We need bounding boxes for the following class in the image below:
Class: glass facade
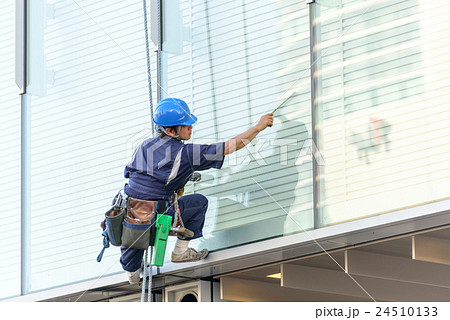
[314,0,450,226]
[26,0,157,292]
[162,0,313,253]
[0,2,21,300]
[2,0,450,298]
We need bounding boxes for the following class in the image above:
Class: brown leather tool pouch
[126,197,156,223]
[121,197,157,249]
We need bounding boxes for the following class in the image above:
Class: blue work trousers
[120,193,208,272]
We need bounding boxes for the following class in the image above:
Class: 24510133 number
[376,307,438,317]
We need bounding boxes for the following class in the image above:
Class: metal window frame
[308,1,320,229]
[16,0,31,296]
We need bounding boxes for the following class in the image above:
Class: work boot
[171,248,209,263]
[126,269,141,285]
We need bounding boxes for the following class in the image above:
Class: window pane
[315,0,450,226]
[162,0,313,252]
[28,0,156,291]
[0,2,21,299]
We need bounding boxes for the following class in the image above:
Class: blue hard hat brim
[153,113,197,126]
[182,114,197,126]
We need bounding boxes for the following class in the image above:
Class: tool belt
[107,191,156,250]
[104,191,175,250]
[97,190,195,262]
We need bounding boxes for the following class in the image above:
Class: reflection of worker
[121,98,273,284]
[273,115,310,235]
[209,113,310,238]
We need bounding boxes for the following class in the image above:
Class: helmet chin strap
[157,125,182,140]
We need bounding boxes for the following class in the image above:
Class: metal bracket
[15,0,26,94]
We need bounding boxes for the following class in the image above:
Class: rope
[172,193,184,228]
[141,249,148,302]
[138,195,184,302]
[141,0,155,302]
[148,246,153,302]
[143,0,155,135]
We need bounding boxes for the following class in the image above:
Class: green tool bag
[105,206,125,246]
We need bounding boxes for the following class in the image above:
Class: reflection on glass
[315,0,450,226]
[162,1,313,252]
[190,112,313,251]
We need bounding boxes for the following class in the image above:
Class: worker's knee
[181,193,208,209]
[177,194,208,218]
[194,193,208,208]
[194,194,208,216]
[120,247,144,272]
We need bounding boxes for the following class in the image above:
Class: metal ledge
[5,199,450,301]
[154,199,450,285]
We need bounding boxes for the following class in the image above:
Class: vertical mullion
[16,0,30,296]
[308,0,320,229]
[21,93,31,295]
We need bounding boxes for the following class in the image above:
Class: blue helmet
[153,98,197,127]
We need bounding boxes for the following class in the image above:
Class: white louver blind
[164,0,313,251]
[29,0,157,291]
[316,0,450,225]
[0,2,21,299]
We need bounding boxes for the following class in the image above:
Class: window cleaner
[97,98,274,302]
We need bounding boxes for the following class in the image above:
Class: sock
[173,239,190,255]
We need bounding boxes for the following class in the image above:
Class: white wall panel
[28,0,157,291]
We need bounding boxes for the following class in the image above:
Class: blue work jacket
[124,135,225,200]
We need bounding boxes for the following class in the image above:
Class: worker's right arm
[224,113,273,155]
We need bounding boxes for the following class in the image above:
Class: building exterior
[1,0,450,302]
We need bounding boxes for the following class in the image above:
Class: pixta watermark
[125,128,325,174]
